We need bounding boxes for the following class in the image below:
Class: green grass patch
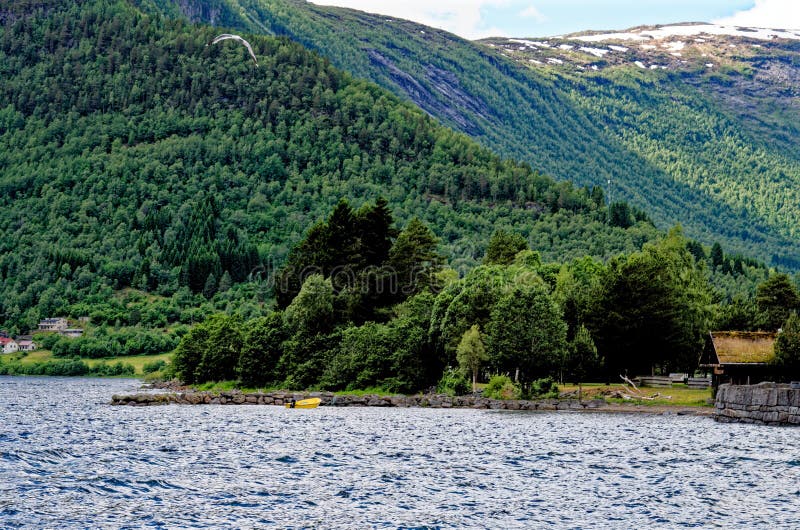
[4,350,173,377]
[191,381,269,393]
[83,353,172,375]
[560,383,713,407]
[13,350,54,365]
[332,387,396,396]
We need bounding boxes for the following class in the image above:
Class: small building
[700,331,776,387]
[38,318,68,332]
[0,337,19,354]
[16,340,37,352]
[61,329,84,338]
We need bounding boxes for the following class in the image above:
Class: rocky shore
[110,387,711,415]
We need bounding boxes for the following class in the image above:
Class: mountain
[140,0,800,268]
[483,23,800,267]
[0,0,662,330]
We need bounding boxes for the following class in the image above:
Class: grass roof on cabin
[710,331,776,364]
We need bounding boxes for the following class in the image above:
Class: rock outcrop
[714,382,800,425]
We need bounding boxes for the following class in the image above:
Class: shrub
[436,367,470,396]
[92,362,135,376]
[483,375,520,400]
[142,360,168,374]
[530,376,560,399]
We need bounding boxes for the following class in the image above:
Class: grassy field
[3,350,172,377]
[12,350,54,365]
[559,383,713,407]
[83,353,172,374]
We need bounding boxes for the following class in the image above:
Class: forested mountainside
[140,0,800,269]
[0,0,661,330]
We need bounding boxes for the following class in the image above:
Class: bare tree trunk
[472,369,477,393]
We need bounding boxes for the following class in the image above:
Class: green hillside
[141,0,800,268]
[0,0,661,330]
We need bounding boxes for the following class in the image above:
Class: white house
[38,318,68,331]
[0,338,19,354]
[16,340,36,352]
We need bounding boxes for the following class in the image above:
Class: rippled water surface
[1,377,800,528]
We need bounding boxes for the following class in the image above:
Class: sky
[307,0,800,40]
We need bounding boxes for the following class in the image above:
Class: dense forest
[140,0,800,268]
[0,0,668,332]
[174,201,800,393]
[0,0,796,390]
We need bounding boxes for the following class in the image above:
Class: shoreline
[111,386,713,416]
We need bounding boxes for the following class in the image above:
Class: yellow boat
[285,397,322,409]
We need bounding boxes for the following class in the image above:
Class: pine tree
[484,229,528,265]
[356,197,396,267]
[774,313,800,379]
[388,218,443,301]
[218,270,232,293]
[710,242,724,270]
[202,273,217,299]
[756,273,800,330]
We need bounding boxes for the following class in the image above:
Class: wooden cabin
[700,331,776,387]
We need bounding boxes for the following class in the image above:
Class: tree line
[174,201,800,393]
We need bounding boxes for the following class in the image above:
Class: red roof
[0,338,12,344]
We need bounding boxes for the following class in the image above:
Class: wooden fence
[637,376,673,388]
[687,377,712,389]
[636,376,711,389]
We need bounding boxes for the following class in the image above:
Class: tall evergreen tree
[774,313,800,379]
[710,242,725,270]
[756,273,800,331]
[355,197,396,268]
[388,217,443,301]
[484,229,528,265]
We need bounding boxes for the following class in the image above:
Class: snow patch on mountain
[580,47,609,57]
[576,24,800,43]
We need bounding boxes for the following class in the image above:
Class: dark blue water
[1,377,799,528]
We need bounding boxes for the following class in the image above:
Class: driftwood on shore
[618,374,672,401]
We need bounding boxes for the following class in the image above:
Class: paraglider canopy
[206,33,259,67]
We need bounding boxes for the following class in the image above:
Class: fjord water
[1,377,798,528]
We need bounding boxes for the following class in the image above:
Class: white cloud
[519,5,547,23]
[714,0,800,30]
[308,0,515,39]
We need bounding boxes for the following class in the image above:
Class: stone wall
[111,389,608,411]
[714,382,800,425]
